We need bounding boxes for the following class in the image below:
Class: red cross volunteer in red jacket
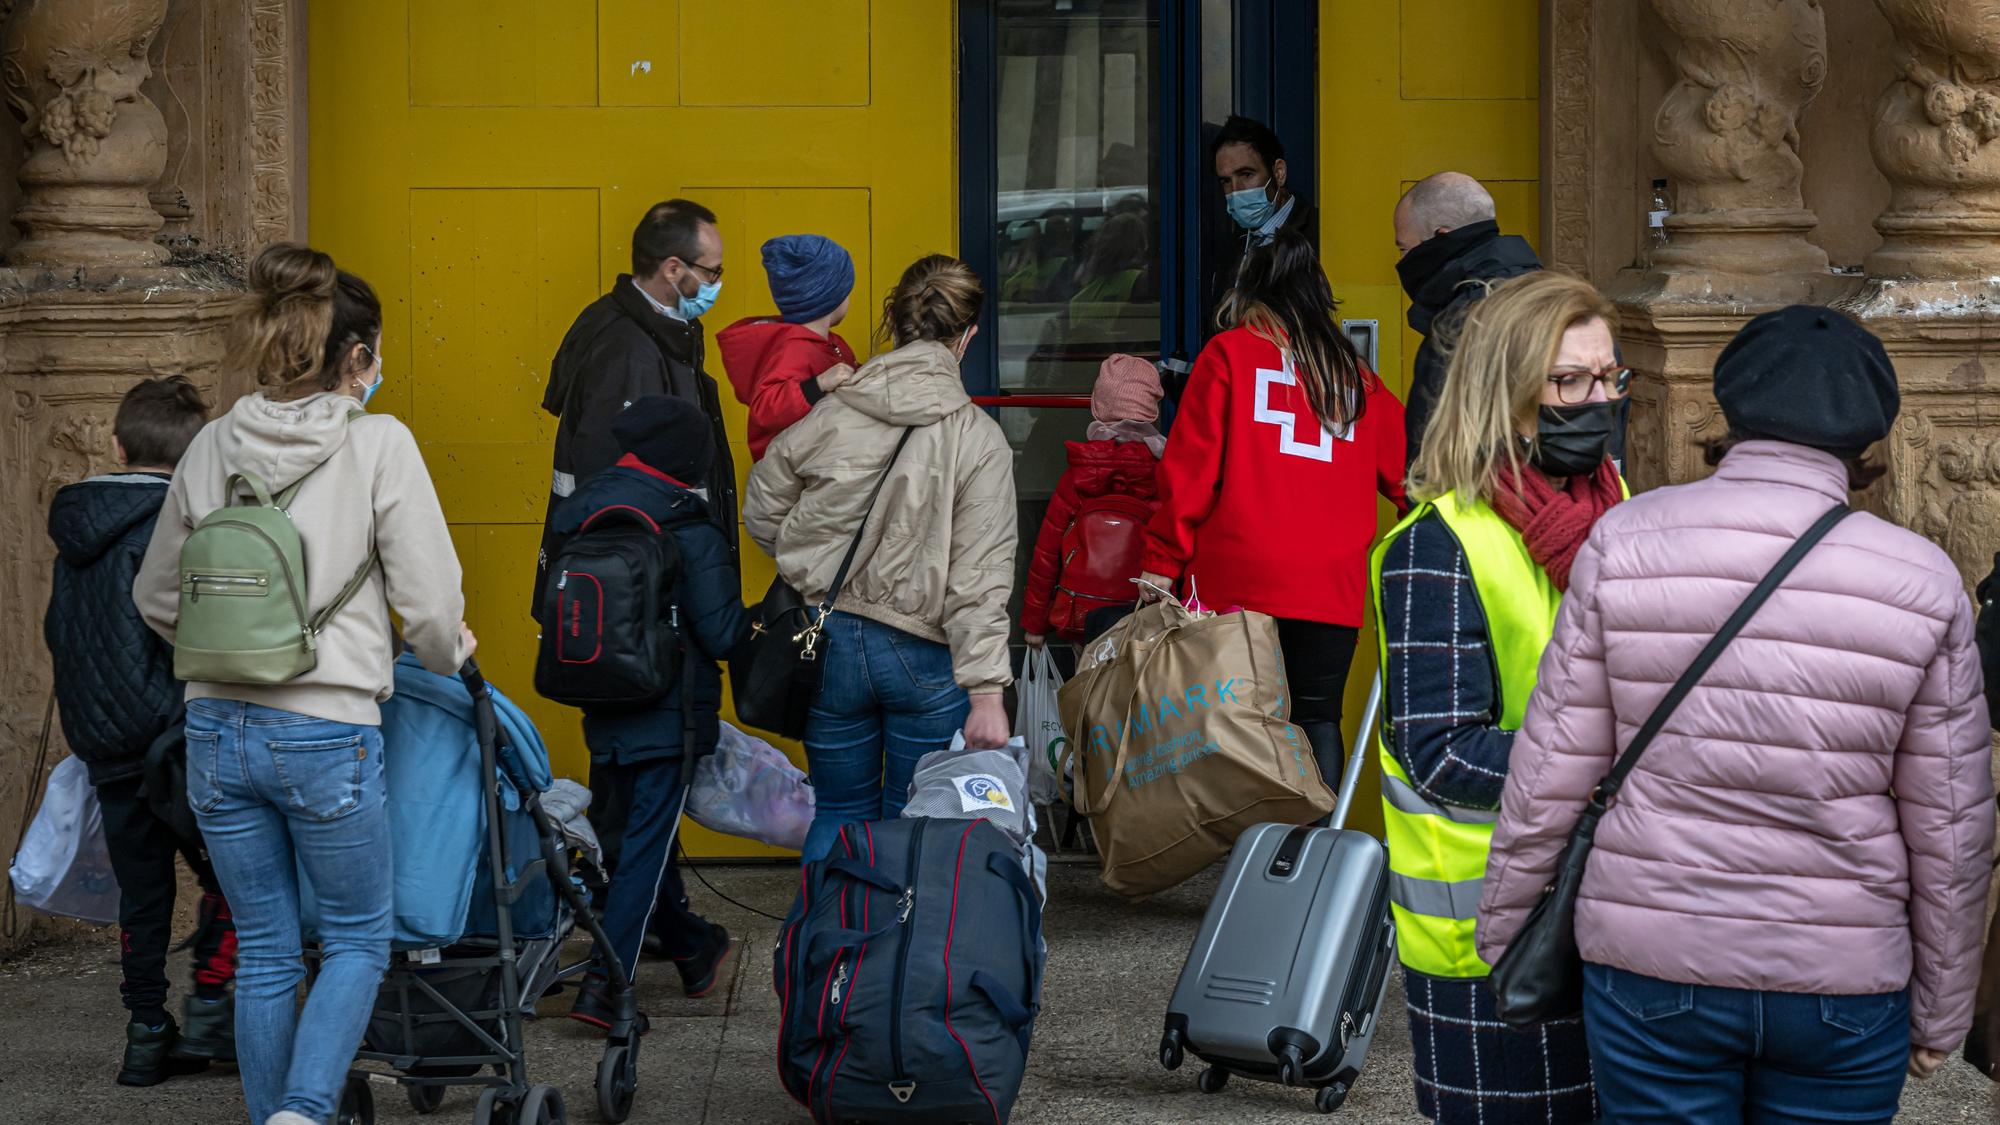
[1140,229,1408,789]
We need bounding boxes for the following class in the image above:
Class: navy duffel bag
[775,817,1044,1124]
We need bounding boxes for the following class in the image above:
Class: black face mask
[1528,400,1622,478]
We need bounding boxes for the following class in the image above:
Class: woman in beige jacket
[745,255,1018,862]
[134,244,472,1125]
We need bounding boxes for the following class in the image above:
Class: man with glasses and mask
[1207,115,1318,328]
[534,199,740,1010]
[538,198,739,603]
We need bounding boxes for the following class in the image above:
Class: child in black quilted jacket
[43,375,237,1086]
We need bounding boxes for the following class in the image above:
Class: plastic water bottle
[1645,179,1671,266]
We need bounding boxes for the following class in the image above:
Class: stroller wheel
[520,1083,567,1124]
[336,1077,376,1125]
[596,1042,639,1122]
[472,1088,513,1125]
[407,1080,446,1114]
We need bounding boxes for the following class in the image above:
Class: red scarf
[1487,459,1624,591]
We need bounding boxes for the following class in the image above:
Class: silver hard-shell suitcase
[1159,677,1394,1115]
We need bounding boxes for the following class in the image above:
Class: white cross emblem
[1254,354,1351,461]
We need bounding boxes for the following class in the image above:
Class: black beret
[1713,305,1898,460]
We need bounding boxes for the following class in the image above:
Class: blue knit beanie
[762,235,855,324]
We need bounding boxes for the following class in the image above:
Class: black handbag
[1488,503,1852,1026]
[731,427,916,739]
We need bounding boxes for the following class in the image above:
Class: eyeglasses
[677,257,724,283]
[1547,365,1633,404]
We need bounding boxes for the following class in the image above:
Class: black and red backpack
[534,504,686,710]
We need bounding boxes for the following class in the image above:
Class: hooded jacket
[1020,439,1160,637]
[45,473,179,783]
[538,278,739,612]
[744,340,1018,694]
[134,391,471,726]
[1397,219,1540,465]
[715,317,857,461]
[1476,442,1995,1051]
[548,459,750,764]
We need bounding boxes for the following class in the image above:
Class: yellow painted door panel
[1319,0,1541,837]
[310,0,956,857]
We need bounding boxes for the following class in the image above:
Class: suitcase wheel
[1159,1029,1184,1071]
[1315,1082,1349,1114]
[1197,1066,1230,1095]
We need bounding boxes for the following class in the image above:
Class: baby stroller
[306,655,641,1124]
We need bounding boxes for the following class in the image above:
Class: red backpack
[1048,492,1157,638]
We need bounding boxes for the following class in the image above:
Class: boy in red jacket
[1021,354,1166,645]
[717,234,859,460]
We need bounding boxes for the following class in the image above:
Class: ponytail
[227,243,383,394]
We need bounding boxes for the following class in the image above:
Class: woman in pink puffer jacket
[1477,306,1994,1124]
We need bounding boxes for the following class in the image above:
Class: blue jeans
[187,700,392,1125]
[1582,962,1909,1125]
[801,613,969,862]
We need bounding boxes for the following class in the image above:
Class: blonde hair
[1406,271,1618,504]
[225,243,382,395]
[877,254,984,350]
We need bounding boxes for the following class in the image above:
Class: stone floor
[1,863,1993,1123]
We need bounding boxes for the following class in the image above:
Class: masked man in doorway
[1394,172,1541,467]
[1207,114,1318,328]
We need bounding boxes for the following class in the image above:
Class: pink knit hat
[1091,354,1163,424]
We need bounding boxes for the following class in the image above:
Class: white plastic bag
[8,756,119,924]
[686,722,816,851]
[1015,647,1067,805]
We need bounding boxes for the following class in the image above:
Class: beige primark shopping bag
[1057,599,1334,897]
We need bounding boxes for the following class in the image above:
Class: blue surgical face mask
[361,369,385,406]
[1225,181,1276,231]
[679,277,722,320]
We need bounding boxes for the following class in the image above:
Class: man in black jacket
[1394,172,1542,466]
[537,199,740,613]
[1207,115,1318,328]
[44,376,236,1086]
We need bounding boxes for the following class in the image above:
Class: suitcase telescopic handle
[1329,674,1382,833]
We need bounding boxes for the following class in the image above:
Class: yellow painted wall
[1319,0,1542,835]
[308,1,957,856]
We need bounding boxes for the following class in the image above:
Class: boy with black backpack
[43,376,238,1085]
[537,394,750,1027]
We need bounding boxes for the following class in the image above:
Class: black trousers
[95,776,236,1014]
[587,759,713,960]
[1274,619,1360,792]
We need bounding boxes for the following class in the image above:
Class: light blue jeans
[801,612,969,862]
[187,700,391,1125]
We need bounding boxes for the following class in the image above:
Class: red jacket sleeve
[1141,343,1231,582]
[746,339,832,459]
[1020,468,1084,635]
[1367,373,1410,513]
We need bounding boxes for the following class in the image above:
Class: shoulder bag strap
[1594,503,1852,805]
[818,426,919,615]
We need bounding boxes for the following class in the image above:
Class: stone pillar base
[0,272,239,951]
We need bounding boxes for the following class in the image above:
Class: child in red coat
[717,234,859,461]
[1021,354,1166,645]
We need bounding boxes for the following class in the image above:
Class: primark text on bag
[1058,599,1333,897]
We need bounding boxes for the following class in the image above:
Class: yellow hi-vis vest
[1368,491,1563,978]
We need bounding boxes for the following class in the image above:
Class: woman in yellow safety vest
[1369,271,1628,1124]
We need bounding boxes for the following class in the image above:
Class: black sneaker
[171,994,235,1063]
[568,977,649,1036]
[674,925,734,999]
[118,1016,183,1086]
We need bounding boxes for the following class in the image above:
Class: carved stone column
[1864,0,2000,286]
[0,0,171,268]
[1644,0,1831,288]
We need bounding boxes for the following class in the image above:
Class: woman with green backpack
[134,243,474,1125]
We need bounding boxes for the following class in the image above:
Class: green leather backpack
[174,463,378,685]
